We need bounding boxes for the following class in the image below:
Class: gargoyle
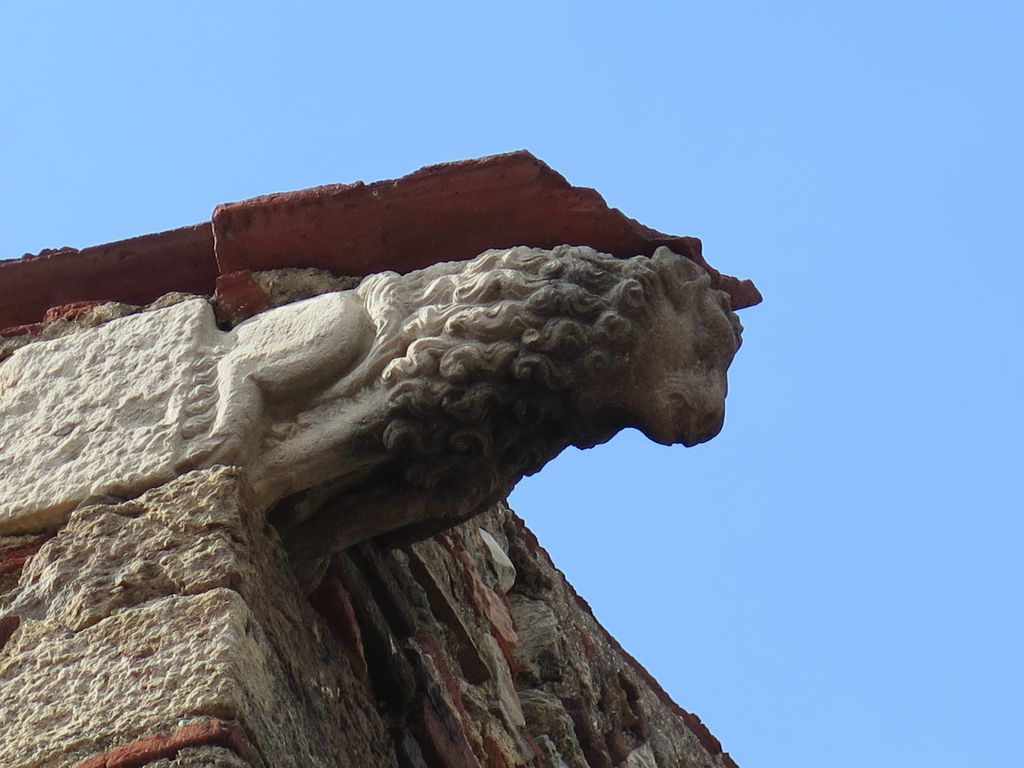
[0,245,743,576]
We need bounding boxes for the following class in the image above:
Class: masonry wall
[0,468,736,768]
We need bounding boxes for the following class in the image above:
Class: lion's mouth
[637,382,726,448]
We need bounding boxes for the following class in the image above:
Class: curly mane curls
[354,245,705,492]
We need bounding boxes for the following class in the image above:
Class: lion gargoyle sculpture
[0,245,743,572]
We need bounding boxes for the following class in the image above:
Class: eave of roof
[0,151,761,332]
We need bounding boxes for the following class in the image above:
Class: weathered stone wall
[0,467,736,767]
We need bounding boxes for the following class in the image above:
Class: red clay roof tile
[1,152,760,332]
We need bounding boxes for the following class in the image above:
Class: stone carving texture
[0,301,224,531]
[0,246,742,553]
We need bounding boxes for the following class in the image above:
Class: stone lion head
[352,244,742,497]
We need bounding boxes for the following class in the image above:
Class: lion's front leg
[246,389,390,511]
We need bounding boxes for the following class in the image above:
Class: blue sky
[2,3,1021,766]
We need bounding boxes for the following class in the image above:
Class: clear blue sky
[2,4,1021,766]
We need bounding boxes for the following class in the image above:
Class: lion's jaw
[621,367,722,447]
[621,284,741,448]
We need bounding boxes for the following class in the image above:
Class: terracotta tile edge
[75,718,262,768]
[2,151,759,332]
[0,533,55,575]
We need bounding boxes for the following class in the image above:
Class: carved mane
[350,245,714,497]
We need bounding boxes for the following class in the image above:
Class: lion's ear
[651,246,706,282]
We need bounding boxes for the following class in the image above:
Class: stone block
[0,468,398,768]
